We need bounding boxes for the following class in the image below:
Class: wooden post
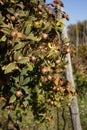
[76,24,79,60]
[61,27,82,130]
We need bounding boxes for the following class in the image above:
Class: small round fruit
[38,5,42,10]
[38,11,42,15]
[11,31,17,37]
[14,12,19,18]
[62,13,67,18]
[55,59,60,65]
[66,48,70,53]
[42,33,48,39]
[57,88,59,91]
[53,86,57,91]
[18,55,23,60]
[31,56,36,62]
[67,102,71,107]
[48,10,53,14]
[60,97,64,101]
[16,91,22,98]
[11,16,16,21]
[50,101,54,105]
[41,66,47,74]
[64,65,67,69]
[6,105,14,109]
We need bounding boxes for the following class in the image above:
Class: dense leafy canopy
[0,0,75,124]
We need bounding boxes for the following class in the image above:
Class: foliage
[70,44,87,97]
[0,0,75,126]
[78,95,87,130]
[68,20,87,44]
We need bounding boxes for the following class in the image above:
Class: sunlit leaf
[20,68,28,76]
[23,101,29,107]
[0,35,6,42]
[24,24,32,35]
[7,8,15,14]
[17,57,29,64]
[26,33,39,41]
[13,42,24,51]
[9,95,16,103]
[20,77,30,86]
[28,62,34,71]
[4,62,16,74]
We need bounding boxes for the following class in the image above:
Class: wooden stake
[61,27,82,130]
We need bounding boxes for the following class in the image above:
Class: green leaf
[4,62,16,74]
[14,51,21,61]
[62,38,70,44]
[28,62,34,71]
[16,3,24,9]
[6,14,11,19]
[30,0,38,5]
[21,86,29,94]
[17,57,29,64]
[29,16,37,21]
[7,8,15,14]
[1,28,10,35]
[13,42,24,51]
[39,54,44,60]
[20,77,30,86]
[38,81,42,87]
[26,33,39,41]
[23,101,29,107]
[10,0,19,3]
[19,75,24,83]
[9,95,16,103]
[0,35,7,42]
[18,10,29,17]
[55,20,64,31]
[21,68,28,76]
[24,24,32,35]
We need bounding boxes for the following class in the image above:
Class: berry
[16,91,22,98]
[11,31,17,37]
[11,16,16,21]
[41,66,47,74]
[14,13,19,18]
[42,33,48,39]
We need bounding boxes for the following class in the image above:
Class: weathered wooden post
[59,5,82,130]
[61,26,82,130]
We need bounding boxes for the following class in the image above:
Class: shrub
[0,0,75,125]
